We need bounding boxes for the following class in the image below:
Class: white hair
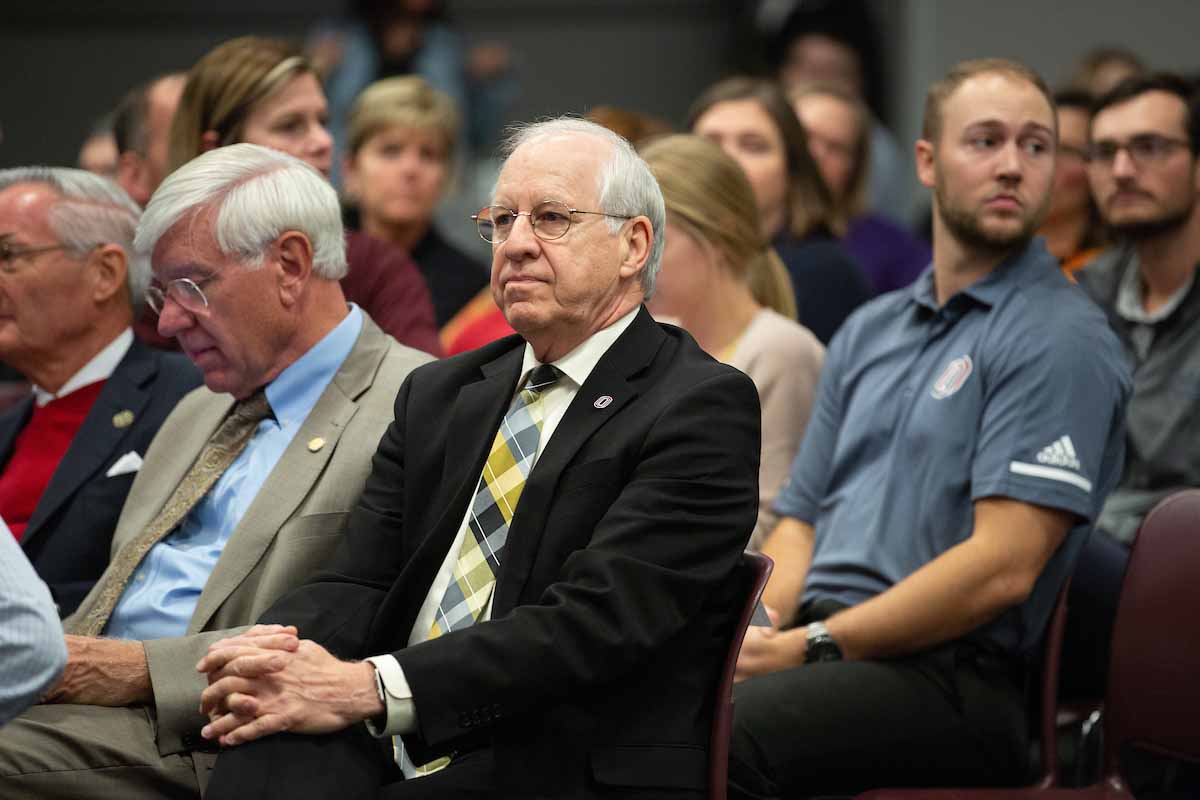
[499,117,666,298]
[134,143,347,280]
[0,167,148,312]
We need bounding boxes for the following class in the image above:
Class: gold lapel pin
[308,437,325,452]
[112,410,135,429]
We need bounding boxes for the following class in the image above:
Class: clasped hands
[732,604,809,682]
[195,624,381,747]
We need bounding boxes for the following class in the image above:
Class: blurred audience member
[312,0,516,186]
[113,73,189,350]
[344,76,487,332]
[767,0,911,224]
[1064,74,1200,701]
[113,73,186,208]
[1070,47,1146,99]
[76,117,118,180]
[0,168,200,616]
[586,105,673,147]
[790,82,931,293]
[1038,89,1109,275]
[728,58,1129,798]
[644,134,822,549]
[169,36,442,356]
[690,77,871,344]
[0,518,66,727]
[0,144,431,799]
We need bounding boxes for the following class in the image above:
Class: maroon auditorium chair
[857,489,1200,799]
[711,551,773,800]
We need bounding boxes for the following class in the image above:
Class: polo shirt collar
[907,238,1054,313]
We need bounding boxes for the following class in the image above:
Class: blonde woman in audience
[343,76,489,336]
[167,36,442,355]
[642,134,824,549]
[689,77,871,344]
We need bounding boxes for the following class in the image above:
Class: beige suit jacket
[65,316,431,758]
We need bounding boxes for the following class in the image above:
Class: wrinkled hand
[197,630,379,748]
[734,605,806,682]
[42,636,152,706]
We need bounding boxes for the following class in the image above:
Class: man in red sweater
[0,167,199,615]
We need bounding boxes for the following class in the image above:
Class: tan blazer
[65,316,431,760]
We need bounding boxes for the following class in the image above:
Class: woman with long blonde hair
[642,134,824,548]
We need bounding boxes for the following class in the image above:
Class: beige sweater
[725,309,825,550]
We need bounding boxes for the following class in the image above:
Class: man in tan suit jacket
[0,144,432,799]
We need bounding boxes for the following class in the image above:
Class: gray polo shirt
[775,239,1131,653]
[1078,247,1200,543]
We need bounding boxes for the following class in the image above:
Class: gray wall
[4,0,1200,211]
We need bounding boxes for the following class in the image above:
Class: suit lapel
[494,308,665,613]
[22,343,155,550]
[0,397,33,467]
[187,319,389,633]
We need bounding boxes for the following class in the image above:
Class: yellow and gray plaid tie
[404,364,561,774]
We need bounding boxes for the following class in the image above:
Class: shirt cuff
[363,655,418,737]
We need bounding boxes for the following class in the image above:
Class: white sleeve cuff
[363,655,418,737]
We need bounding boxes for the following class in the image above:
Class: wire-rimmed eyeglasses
[471,200,632,244]
[145,275,217,315]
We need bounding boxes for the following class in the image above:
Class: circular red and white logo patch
[930,355,973,399]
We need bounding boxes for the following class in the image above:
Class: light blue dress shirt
[104,306,364,641]
[0,516,67,725]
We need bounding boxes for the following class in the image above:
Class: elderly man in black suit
[197,117,762,800]
[0,167,199,615]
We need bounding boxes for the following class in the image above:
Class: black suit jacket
[225,307,761,799]
[0,338,200,615]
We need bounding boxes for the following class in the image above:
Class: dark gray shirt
[1078,246,1200,542]
[776,239,1131,653]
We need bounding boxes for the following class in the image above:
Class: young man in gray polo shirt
[1058,73,1200,702]
[727,59,1131,799]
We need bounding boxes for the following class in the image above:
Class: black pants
[727,605,1027,800]
[1061,529,1129,702]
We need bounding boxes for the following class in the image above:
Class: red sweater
[0,381,106,541]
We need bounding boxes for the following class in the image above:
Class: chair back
[1102,489,1200,785]
[709,551,773,800]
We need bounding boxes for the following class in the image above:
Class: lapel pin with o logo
[307,437,325,452]
[112,410,135,429]
[594,395,613,409]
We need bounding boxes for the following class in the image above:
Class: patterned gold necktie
[70,390,272,637]
[404,364,561,775]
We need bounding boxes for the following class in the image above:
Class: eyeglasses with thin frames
[0,240,72,274]
[145,275,218,315]
[1087,134,1192,168]
[471,200,632,244]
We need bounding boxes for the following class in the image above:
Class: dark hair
[687,76,835,240]
[1053,88,1094,114]
[112,83,150,155]
[1091,72,1200,154]
[922,58,1055,144]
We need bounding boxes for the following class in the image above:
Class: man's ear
[89,244,129,307]
[200,130,220,154]
[915,139,936,189]
[116,152,145,202]
[617,216,653,282]
[274,231,315,307]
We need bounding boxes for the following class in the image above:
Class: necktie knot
[524,364,562,396]
[233,389,272,424]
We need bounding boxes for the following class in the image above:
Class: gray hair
[499,117,666,298]
[0,167,148,312]
[134,143,347,280]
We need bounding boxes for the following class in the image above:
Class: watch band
[804,620,843,663]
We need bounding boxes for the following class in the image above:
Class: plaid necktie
[69,390,272,637]
[402,364,561,775]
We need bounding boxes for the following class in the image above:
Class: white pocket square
[105,451,143,478]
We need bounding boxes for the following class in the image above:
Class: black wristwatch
[804,621,843,663]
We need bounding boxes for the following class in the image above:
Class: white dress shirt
[365,309,638,768]
[32,328,133,407]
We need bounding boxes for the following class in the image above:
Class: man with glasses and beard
[727,59,1131,798]
[1059,74,1200,703]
